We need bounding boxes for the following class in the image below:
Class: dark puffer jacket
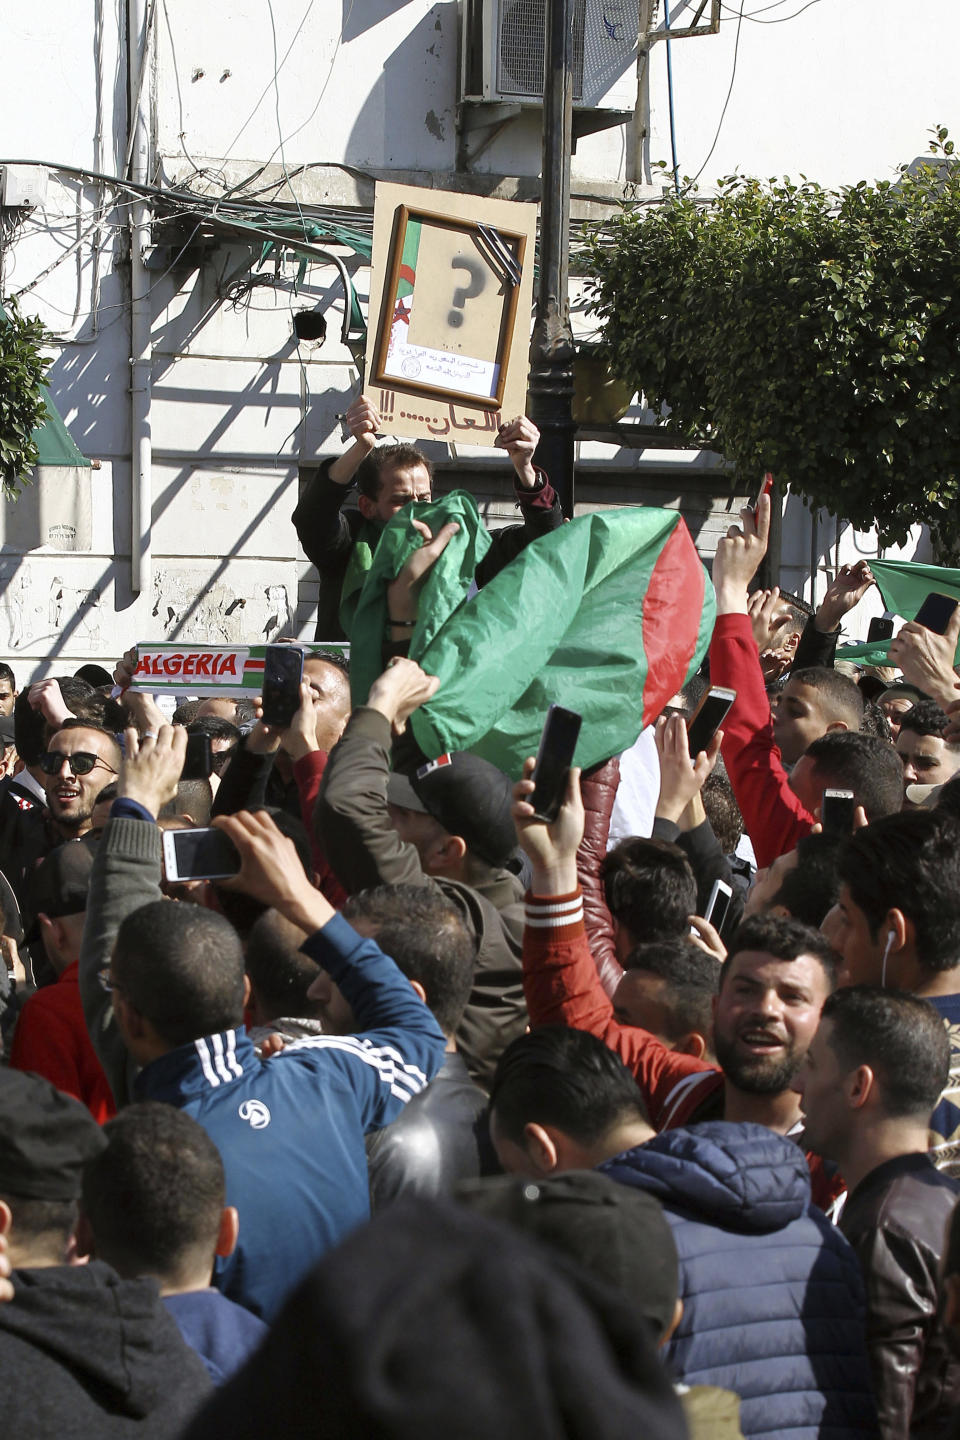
[601,1121,878,1440]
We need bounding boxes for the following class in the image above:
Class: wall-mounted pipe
[127,0,154,595]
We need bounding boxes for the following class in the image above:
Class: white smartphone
[162,827,241,883]
[704,878,734,935]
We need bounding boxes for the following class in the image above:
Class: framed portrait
[370,206,528,411]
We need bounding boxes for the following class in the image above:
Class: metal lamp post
[528,0,577,518]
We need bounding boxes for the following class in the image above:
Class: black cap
[455,1171,680,1340]
[0,1069,106,1200]
[387,752,516,868]
[24,840,94,923]
[0,715,15,748]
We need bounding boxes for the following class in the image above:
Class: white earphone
[881,930,895,988]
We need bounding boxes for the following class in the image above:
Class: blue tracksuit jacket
[135,912,446,1322]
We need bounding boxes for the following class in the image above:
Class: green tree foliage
[583,131,960,549]
[0,296,52,498]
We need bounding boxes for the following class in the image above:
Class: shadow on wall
[347,3,457,169]
[343,0,422,42]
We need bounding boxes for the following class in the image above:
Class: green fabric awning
[32,385,90,468]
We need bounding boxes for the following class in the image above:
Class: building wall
[0,1,956,678]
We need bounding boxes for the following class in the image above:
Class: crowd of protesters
[3,393,960,1438]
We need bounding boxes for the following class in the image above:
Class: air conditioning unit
[460,0,640,111]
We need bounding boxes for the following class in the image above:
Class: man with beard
[514,764,837,1145]
[40,720,121,841]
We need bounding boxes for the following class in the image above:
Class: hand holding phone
[686,688,736,757]
[867,616,894,644]
[529,705,582,823]
[913,592,959,636]
[181,733,213,782]
[821,788,855,836]
[162,827,241,882]
[260,645,304,728]
[703,878,734,937]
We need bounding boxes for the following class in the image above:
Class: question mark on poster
[448,256,485,327]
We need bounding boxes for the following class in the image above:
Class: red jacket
[292,750,348,911]
[9,960,115,1123]
[522,887,723,1129]
[522,887,843,1209]
[709,612,815,868]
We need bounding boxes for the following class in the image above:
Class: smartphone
[752,472,774,511]
[260,644,304,728]
[162,827,241,882]
[913,592,959,635]
[704,878,734,936]
[181,733,212,782]
[867,616,894,644]
[529,704,582,823]
[821,788,855,836]
[686,687,736,757]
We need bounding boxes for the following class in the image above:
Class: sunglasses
[40,751,118,778]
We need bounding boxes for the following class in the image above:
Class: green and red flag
[838,557,960,665]
[349,492,714,777]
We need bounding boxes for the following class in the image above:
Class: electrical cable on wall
[721,0,825,20]
[683,0,746,191]
[662,0,682,192]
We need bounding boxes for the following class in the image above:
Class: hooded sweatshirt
[0,1261,211,1439]
[601,1121,878,1440]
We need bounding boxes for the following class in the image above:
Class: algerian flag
[349,491,714,776]
[837,558,960,665]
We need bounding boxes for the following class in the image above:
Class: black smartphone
[686,687,736,757]
[162,827,241,882]
[867,616,894,644]
[260,644,304,728]
[821,788,855,836]
[704,878,734,937]
[529,704,582,823]
[181,733,212,782]
[913,592,959,636]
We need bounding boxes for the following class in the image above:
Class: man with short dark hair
[878,683,925,742]
[515,763,837,1145]
[601,836,698,960]
[487,1026,655,1177]
[0,1068,211,1434]
[774,665,865,764]
[81,1103,267,1384]
[40,719,121,840]
[78,729,446,1320]
[293,393,562,639]
[787,730,904,824]
[0,677,105,913]
[823,810,960,1173]
[0,662,17,717]
[794,987,960,1438]
[339,884,489,1206]
[612,939,718,1062]
[9,842,115,1122]
[897,698,960,802]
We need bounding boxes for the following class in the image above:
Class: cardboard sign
[126,643,350,698]
[365,183,537,446]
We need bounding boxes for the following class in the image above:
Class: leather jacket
[839,1152,960,1440]
[366,1052,492,1209]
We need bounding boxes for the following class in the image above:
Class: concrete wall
[0,1,956,678]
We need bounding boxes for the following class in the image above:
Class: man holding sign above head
[292,393,562,640]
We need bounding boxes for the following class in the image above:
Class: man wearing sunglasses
[40,719,121,841]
